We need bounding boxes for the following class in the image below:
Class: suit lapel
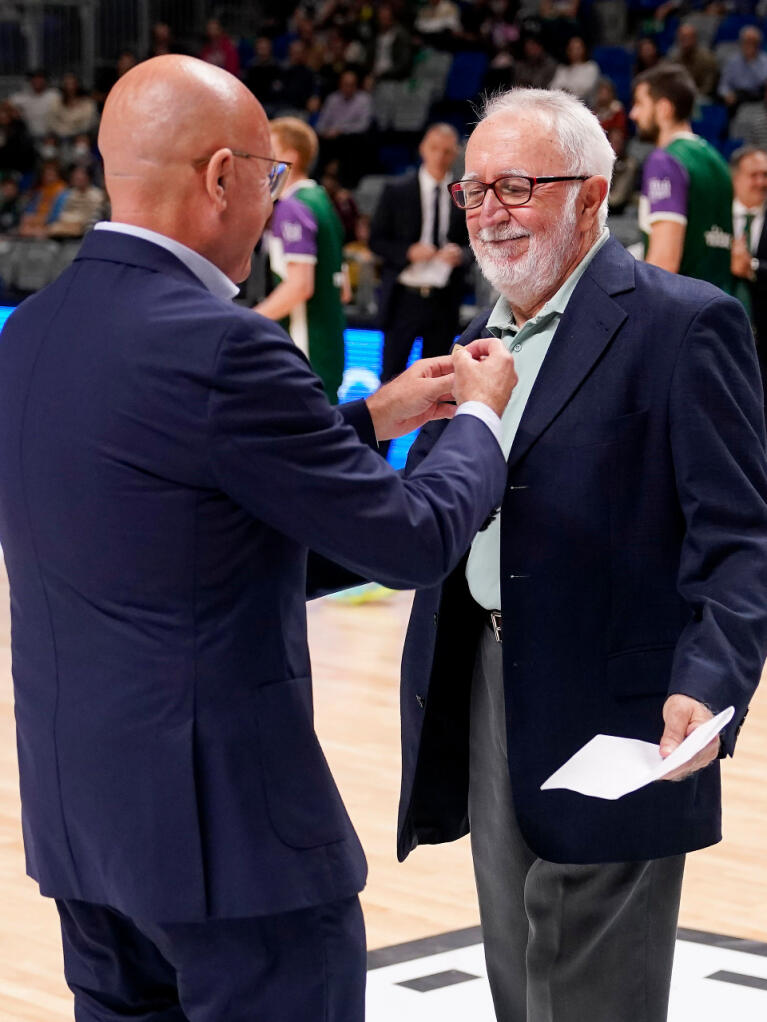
[508,239,633,469]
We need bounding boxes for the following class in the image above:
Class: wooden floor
[1,563,766,1019]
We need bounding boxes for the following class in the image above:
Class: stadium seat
[713,14,761,46]
[444,51,489,102]
[692,102,728,143]
[412,48,453,102]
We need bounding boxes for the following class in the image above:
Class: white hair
[479,88,616,229]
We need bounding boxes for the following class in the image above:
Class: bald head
[99,56,273,281]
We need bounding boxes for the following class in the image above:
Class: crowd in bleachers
[2,0,767,309]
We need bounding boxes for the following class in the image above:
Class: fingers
[462,336,501,359]
[659,702,690,758]
[660,736,720,782]
[418,373,456,402]
[415,354,456,378]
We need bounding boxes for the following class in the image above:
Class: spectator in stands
[0,101,36,176]
[293,9,327,72]
[147,22,185,59]
[414,0,463,50]
[631,64,733,292]
[729,145,767,403]
[370,4,413,83]
[60,132,97,175]
[731,83,767,150]
[50,73,98,140]
[321,165,359,242]
[718,26,767,111]
[199,18,240,77]
[316,69,373,186]
[634,37,661,77]
[245,36,280,111]
[594,77,627,134]
[539,0,582,59]
[515,30,559,89]
[478,0,520,54]
[370,123,469,388]
[116,51,138,78]
[17,160,68,238]
[344,213,378,312]
[550,35,600,105]
[0,174,23,234]
[667,22,718,99]
[46,165,106,238]
[92,51,138,111]
[271,40,320,117]
[10,70,60,141]
[607,127,639,213]
[254,117,348,403]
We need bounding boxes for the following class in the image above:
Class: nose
[476,185,510,228]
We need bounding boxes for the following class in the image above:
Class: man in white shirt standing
[370,123,469,388]
[731,144,767,405]
[9,68,61,140]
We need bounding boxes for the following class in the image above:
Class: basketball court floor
[1,571,766,1020]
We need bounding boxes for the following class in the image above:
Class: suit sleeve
[668,294,767,754]
[208,314,507,590]
[369,183,412,270]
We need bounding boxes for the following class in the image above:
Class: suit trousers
[56,894,366,1022]
[468,622,686,1022]
[380,284,459,383]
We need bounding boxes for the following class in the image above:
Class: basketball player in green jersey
[254,117,347,403]
[630,64,733,293]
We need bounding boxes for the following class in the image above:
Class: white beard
[470,190,581,311]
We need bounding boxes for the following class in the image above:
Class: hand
[659,694,719,782]
[452,337,518,417]
[407,242,437,263]
[435,243,463,268]
[366,355,456,441]
[731,237,753,279]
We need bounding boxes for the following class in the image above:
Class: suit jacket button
[416,694,426,709]
[433,612,439,626]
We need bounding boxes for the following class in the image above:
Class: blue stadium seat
[719,137,745,160]
[592,46,633,78]
[377,144,417,175]
[713,14,761,46]
[444,51,489,102]
[692,103,728,143]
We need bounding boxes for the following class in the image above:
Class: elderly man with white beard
[394,88,767,1022]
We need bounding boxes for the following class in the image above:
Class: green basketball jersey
[291,181,346,403]
[639,134,733,293]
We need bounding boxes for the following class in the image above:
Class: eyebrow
[462,168,530,180]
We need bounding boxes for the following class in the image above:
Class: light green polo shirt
[466,228,610,611]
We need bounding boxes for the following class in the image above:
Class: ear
[578,176,608,228]
[204,147,233,211]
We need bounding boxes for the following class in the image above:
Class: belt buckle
[490,610,502,643]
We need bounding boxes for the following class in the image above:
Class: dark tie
[431,183,441,248]
[734,212,755,318]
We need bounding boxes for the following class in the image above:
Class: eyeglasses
[193,150,292,200]
[449,174,591,210]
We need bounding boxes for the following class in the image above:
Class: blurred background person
[46,164,106,239]
[719,25,767,113]
[316,69,373,186]
[199,17,240,77]
[632,64,733,292]
[667,22,718,100]
[9,70,60,141]
[370,123,468,389]
[17,160,67,238]
[49,72,98,141]
[550,35,600,105]
[255,117,347,404]
[730,145,767,405]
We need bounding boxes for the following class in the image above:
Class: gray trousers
[468,623,686,1022]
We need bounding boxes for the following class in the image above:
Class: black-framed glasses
[449,174,591,210]
[193,150,292,200]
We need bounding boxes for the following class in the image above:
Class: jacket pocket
[607,645,675,699]
[256,676,348,849]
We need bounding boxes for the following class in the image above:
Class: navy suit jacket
[0,230,506,922]
[397,238,767,865]
[369,171,470,328]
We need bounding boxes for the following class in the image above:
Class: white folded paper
[540,706,734,800]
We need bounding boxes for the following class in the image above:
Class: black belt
[400,283,444,298]
[488,610,502,643]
